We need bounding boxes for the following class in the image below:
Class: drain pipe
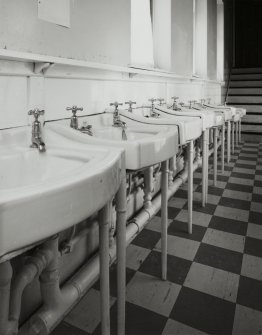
[19,156,202,335]
[0,261,14,335]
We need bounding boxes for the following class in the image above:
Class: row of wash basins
[0,97,245,335]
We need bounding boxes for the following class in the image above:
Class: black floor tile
[168,220,207,242]
[249,211,262,225]
[219,197,251,211]
[195,185,224,196]
[174,189,188,199]
[252,193,262,203]
[170,287,236,335]
[156,207,181,220]
[235,163,257,170]
[93,302,167,335]
[244,236,262,258]
[139,250,191,285]
[93,263,136,297]
[231,172,255,180]
[254,180,262,187]
[226,182,253,193]
[184,202,217,215]
[131,229,161,250]
[255,169,262,175]
[194,243,243,274]
[218,164,233,171]
[209,215,248,236]
[237,276,262,312]
[51,322,89,335]
[238,156,257,161]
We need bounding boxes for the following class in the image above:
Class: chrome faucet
[148,98,159,117]
[66,105,83,129]
[171,96,181,110]
[110,102,127,140]
[125,100,136,113]
[157,98,165,106]
[28,109,46,152]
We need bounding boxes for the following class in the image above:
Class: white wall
[0,0,131,67]
[207,0,217,80]
[217,0,224,81]
[171,0,194,76]
[195,0,208,78]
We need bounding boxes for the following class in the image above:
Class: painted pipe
[232,121,235,155]
[239,120,241,143]
[161,160,169,281]
[213,128,218,187]
[227,121,231,163]
[20,156,202,335]
[187,141,193,234]
[143,167,154,209]
[202,130,207,207]
[0,261,14,335]
[115,169,127,335]
[221,124,225,174]
[99,203,111,335]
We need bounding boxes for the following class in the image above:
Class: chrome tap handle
[157,98,165,106]
[171,96,179,102]
[67,106,83,129]
[188,100,194,108]
[200,99,206,105]
[28,108,45,120]
[179,102,185,107]
[110,102,123,110]
[66,105,83,116]
[148,98,157,104]
[125,101,136,112]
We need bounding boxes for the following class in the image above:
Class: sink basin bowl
[0,126,123,259]
[154,105,216,130]
[118,108,202,145]
[204,103,238,119]
[53,113,178,170]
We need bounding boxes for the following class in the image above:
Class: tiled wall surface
[0,60,222,129]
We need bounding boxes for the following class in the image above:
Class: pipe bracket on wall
[34,62,54,75]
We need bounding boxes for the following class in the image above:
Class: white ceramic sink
[119,108,202,145]
[0,126,123,259]
[155,105,216,130]
[202,103,234,120]
[53,113,178,170]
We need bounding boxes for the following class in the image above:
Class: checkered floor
[52,142,262,335]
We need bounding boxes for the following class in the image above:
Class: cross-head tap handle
[125,101,136,112]
[171,96,179,102]
[179,102,185,107]
[157,98,165,105]
[110,102,123,110]
[66,105,83,115]
[200,98,206,104]
[28,108,45,120]
[148,98,157,103]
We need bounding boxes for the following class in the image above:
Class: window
[131,0,154,68]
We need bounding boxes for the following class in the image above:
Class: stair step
[232,67,262,74]
[242,132,262,143]
[227,96,262,104]
[231,73,262,80]
[228,104,262,113]
[229,81,262,87]
[228,88,262,95]
[242,115,262,123]
[241,124,262,132]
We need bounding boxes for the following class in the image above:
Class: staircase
[227,67,262,142]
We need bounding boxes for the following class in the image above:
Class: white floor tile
[169,197,187,209]
[241,254,262,281]
[251,202,262,213]
[65,289,116,333]
[203,228,245,253]
[155,235,200,261]
[253,187,262,195]
[162,319,208,335]
[247,223,262,240]
[214,205,249,222]
[228,177,254,186]
[146,216,172,233]
[176,209,212,227]
[232,305,262,335]
[126,272,181,317]
[222,189,252,201]
[255,174,262,181]
[126,244,151,271]
[184,263,239,302]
